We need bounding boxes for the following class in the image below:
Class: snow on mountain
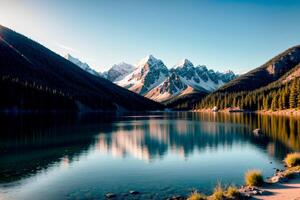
[145,72,188,102]
[65,54,100,76]
[175,58,194,68]
[116,55,169,95]
[107,56,237,102]
[104,62,135,82]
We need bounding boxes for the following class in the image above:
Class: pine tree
[271,95,278,111]
[289,80,297,109]
[297,93,300,109]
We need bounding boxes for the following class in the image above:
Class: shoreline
[240,166,300,200]
[251,176,300,200]
[194,108,300,117]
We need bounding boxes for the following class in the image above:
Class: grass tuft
[284,153,300,167]
[244,170,264,186]
[225,185,240,199]
[210,183,225,200]
[187,191,207,200]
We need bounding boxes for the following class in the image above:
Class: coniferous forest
[192,45,300,111]
[194,77,300,111]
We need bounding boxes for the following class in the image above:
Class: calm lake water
[0,112,299,200]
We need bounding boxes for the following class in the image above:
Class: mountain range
[0,25,163,112]
[67,55,237,103]
[2,23,299,112]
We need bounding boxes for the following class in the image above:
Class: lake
[0,112,299,200]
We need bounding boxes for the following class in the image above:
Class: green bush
[284,153,300,167]
[244,170,264,186]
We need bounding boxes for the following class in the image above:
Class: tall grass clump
[210,183,225,200]
[187,191,207,200]
[225,185,240,199]
[244,170,264,186]
[284,153,300,167]
[210,184,241,200]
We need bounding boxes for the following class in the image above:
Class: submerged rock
[166,195,185,200]
[253,128,262,135]
[105,193,116,198]
[129,190,140,195]
[269,174,288,183]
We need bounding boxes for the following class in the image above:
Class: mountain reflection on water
[0,112,299,199]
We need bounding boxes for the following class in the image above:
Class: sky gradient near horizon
[1,0,300,74]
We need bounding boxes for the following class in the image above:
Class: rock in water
[105,193,116,198]
[253,128,262,135]
[129,190,140,195]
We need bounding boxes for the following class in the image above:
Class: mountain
[102,62,134,82]
[196,45,300,111]
[116,55,169,95]
[217,45,300,93]
[65,54,100,77]
[0,25,164,112]
[172,59,234,92]
[112,57,236,103]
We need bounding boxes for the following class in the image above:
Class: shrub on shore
[244,170,264,186]
[187,191,207,200]
[284,153,300,167]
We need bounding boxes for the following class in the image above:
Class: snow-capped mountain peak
[175,59,194,68]
[104,62,135,82]
[116,55,169,95]
[65,54,99,77]
[104,55,237,102]
[136,54,161,68]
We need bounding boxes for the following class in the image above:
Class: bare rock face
[159,73,187,95]
[266,47,300,77]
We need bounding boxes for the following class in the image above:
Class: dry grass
[245,170,264,186]
[210,183,225,200]
[284,153,300,167]
[187,191,207,200]
[225,185,240,199]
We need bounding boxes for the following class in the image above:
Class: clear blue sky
[1,0,300,73]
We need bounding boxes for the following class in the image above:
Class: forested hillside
[0,25,163,112]
[194,45,300,111]
[194,77,300,111]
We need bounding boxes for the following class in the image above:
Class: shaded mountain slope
[218,45,300,93]
[195,45,300,110]
[0,25,163,112]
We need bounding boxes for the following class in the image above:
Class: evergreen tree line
[194,78,300,111]
[0,75,116,111]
